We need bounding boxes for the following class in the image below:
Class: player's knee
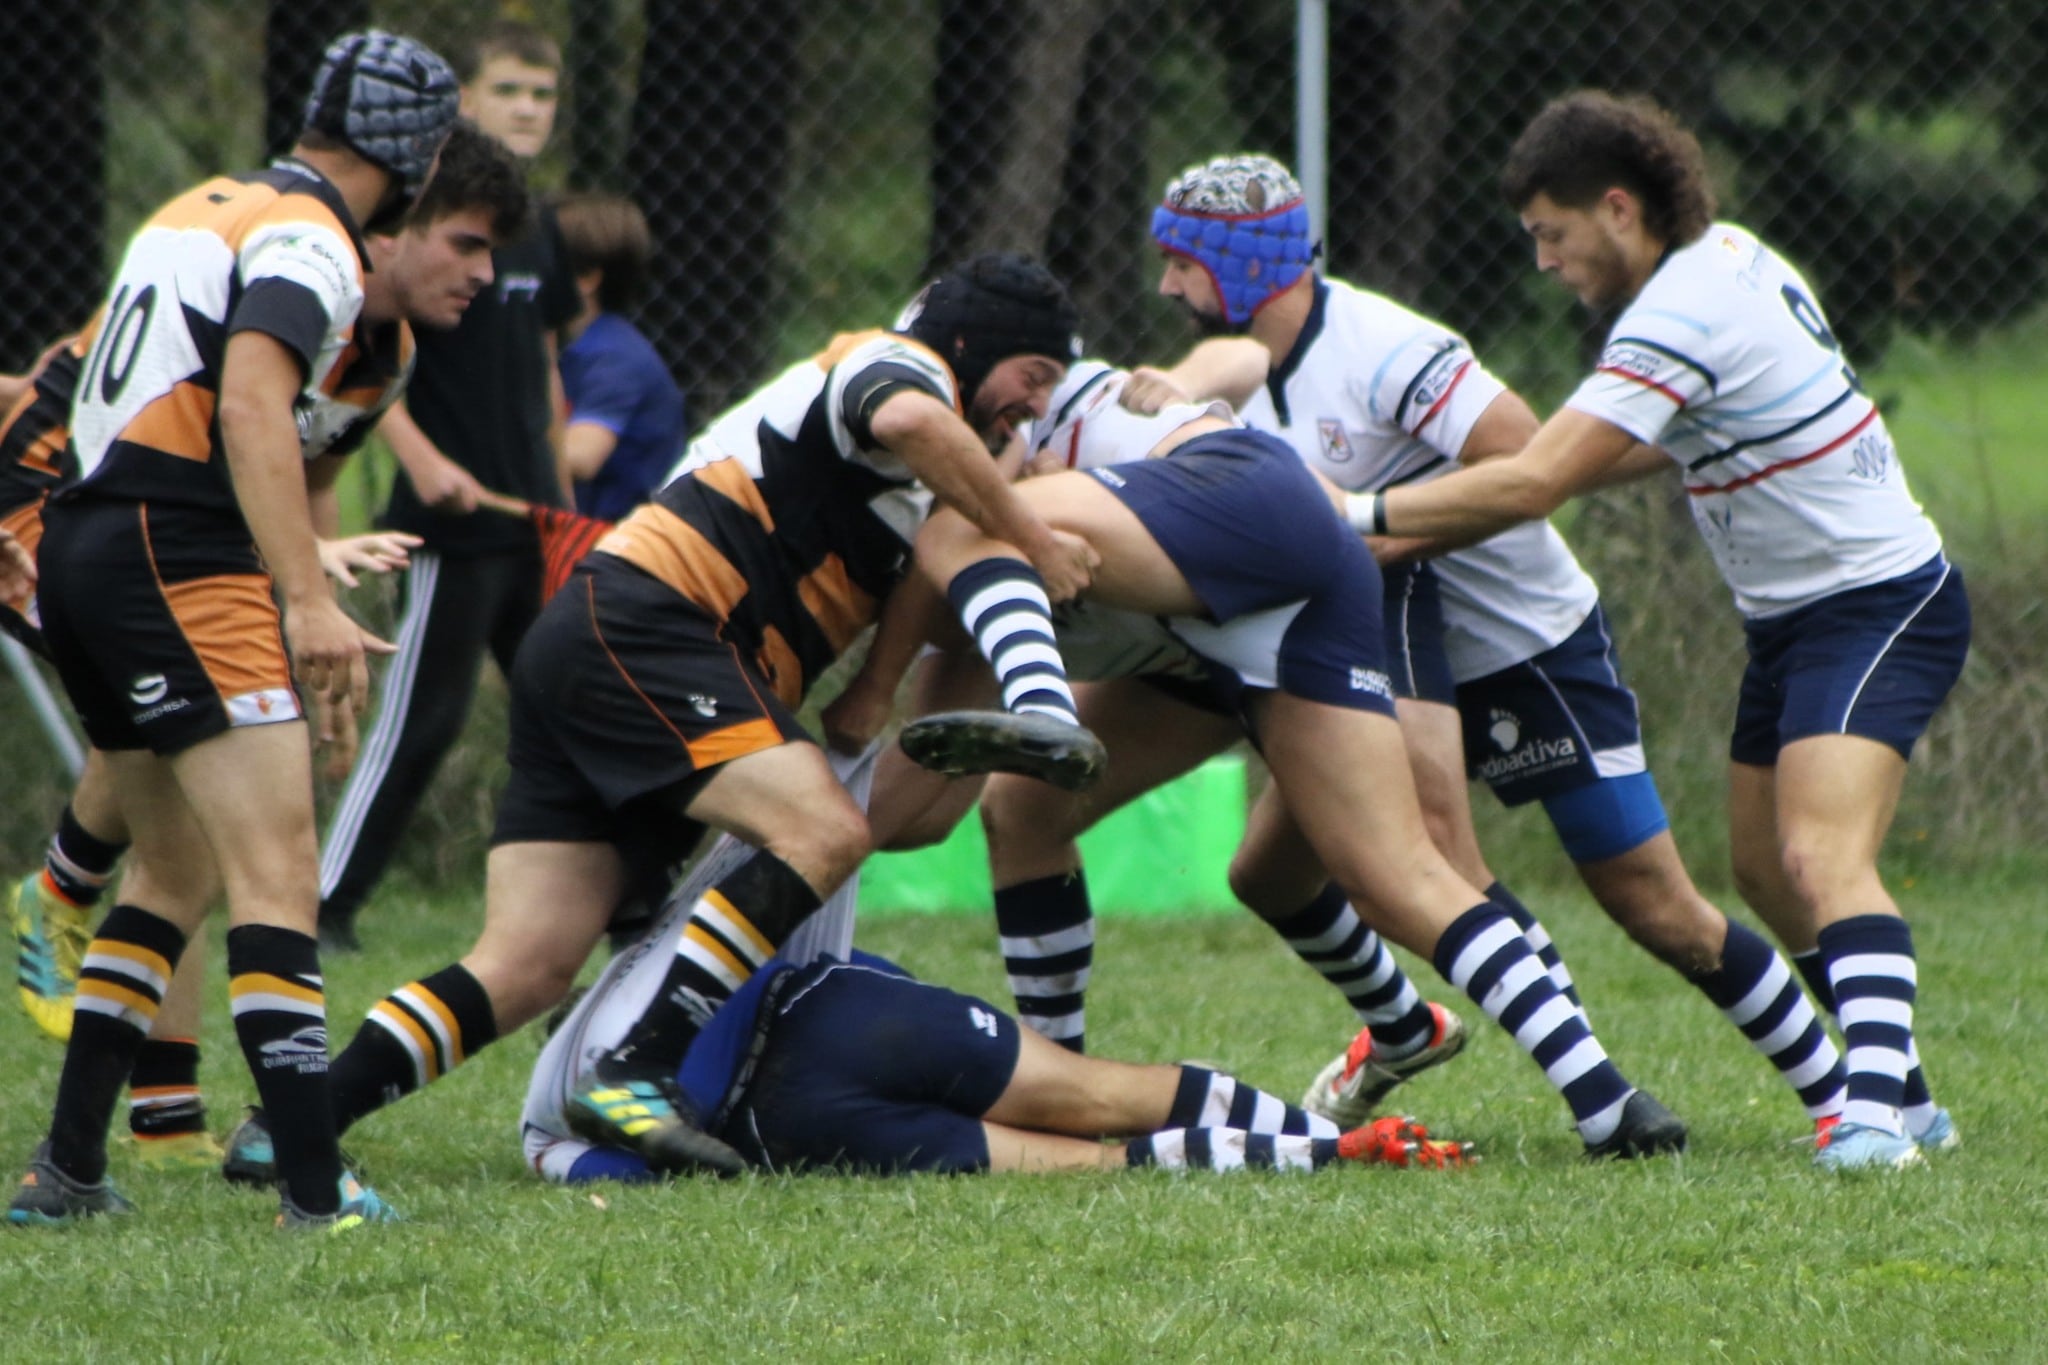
[777,805,871,890]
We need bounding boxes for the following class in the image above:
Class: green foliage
[3,891,2043,1357]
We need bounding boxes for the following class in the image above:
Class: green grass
[5,880,2043,1361]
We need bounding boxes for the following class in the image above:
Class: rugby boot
[899,710,1106,792]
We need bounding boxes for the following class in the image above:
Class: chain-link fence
[5,0,2045,871]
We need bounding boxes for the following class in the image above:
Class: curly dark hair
[1501,91,1717,246]
[407,118,530,242]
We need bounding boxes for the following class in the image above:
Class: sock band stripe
[999,924,1095,958]
[960,579,1051,628]
[75,978,159,1028]
[82,942,173,989]
[36,867,91,909]
[368,1001,442,1084]
[1445,916,1525,992]
[1830,952,1918,987]
[391,986,464,1068]
[680,925,751,993]
[697,893,775,966]
[230,974,328,1019]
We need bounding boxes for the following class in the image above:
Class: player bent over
[6,32,472,1230]
[1367,92,1967,1172]
[260,254,1104,1178]
[891,384,1685,1159]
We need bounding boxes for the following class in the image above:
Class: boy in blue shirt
[556,192,685,520]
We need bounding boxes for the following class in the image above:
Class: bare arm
[563,420,620,483]
[869,389,1096,601]
[378,397,485,513]
[1126,337,1271,412]
[1370,407,1641,543]
[216,332,387,711]
[820,569,952,754]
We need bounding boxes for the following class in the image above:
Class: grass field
[5,877,2042,1361]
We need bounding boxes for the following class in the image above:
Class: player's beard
[1180,300,1243,339]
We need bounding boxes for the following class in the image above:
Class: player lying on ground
[862,377,1685,1159]
[524,828,1470,1179]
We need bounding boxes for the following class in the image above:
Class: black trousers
[317,547,541,925]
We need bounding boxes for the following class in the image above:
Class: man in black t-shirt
[317,21,580,949]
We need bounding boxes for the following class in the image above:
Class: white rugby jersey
[1566,223,1942,617]
[1240,278,1598,679]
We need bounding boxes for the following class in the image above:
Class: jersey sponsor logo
[1474,707,1579,782]
[1596,343,1666,383]
[1849,429,1893,482]
[129,673,169,706]
[1348,666,1392,698]
[968,1006,1000,1037]
[1317,419,1355,464]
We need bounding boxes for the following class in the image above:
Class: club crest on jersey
[1488,707,1519,752]
[1318,420,1354,464]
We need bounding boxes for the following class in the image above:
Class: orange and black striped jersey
[66,159,408,525]
[597,329,957,707]
[0,337,87,519]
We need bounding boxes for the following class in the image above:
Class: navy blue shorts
[1094,432,1394,715]
[729,961,1019,1174]
[1455,604,1651,806]
[1731,554,1969,766]
[1382,562,1456,705]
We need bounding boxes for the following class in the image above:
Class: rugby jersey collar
[266,156,375,270]
[1263,276,1329,427]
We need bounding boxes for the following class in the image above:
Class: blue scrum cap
[1151,153,1315,328]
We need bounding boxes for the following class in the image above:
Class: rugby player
[523,812,1471,1180]
[884,375,1687,1159]
[276,253,1105,1179]
[4,47,527,1228]
[1361,92,1966,1172]
[1106,153,1844,1137]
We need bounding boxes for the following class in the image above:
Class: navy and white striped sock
[993,872,1094,1052]
[1168,1065,1340,1139]
[1434,903,1634,1145]
[947,557,1079,725]
[1819,914,1919,1136]
[1125,1128,1341,1172]
[1267,883,1434,1058]
[1795,945,1939,1137]
[1691,921,1845,1120]
[1486,881,1586,1017]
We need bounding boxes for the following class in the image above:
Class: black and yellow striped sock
[604,852,819,1078]
[47,904,185,1183]
[226,925,341,1217]
[331,963,498,1133]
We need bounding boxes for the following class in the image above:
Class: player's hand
[0,528,34,602]
[316,531,423,587]
[1119,367,1191,415]
[408,454,486,514]
[1029,529,1099,604]
[311,690,362,782]
[285,594,395,715]
[821,674,894,755]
